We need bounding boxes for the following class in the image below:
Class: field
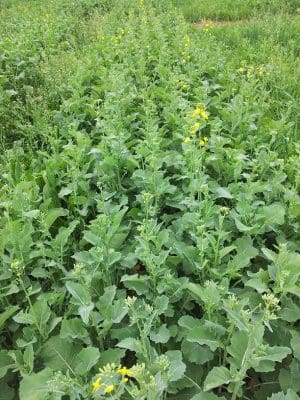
[0,0,300,399]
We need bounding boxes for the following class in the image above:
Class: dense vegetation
[0,0,300,399]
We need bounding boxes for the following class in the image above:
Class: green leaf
[154,295,169,315]
[74,347,100,375]
[191,392,226,400]
[19,368,53,400]
[165,350,186,382]
[0,306,19,329]
[204,366,232,391]
[41,336,79,372]
[44,208,68,230]
[257,203,285,226]
[60,318,88,339]
[117,338,142,353]
[150,324,170,343]
[291,331,300,361]
[187,325,221,351]
[0,383,14,400]
[66,281,91,305]
[267,390,300,400]
[279,360,300,392]
[121,274,151,295]
[0,351,14,379]
[228,236,258,271]
[98,349,125,367]
[58,187,72,198]
[227,331,248,369]
[182,341,214,365]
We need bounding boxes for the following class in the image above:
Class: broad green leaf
[58,187,72,198]
[191,392,226,400]
[0,383,14,400]
[181,341,214,365]
[74,347,100,375]
[79,304,94,324]
[257,203,285,226]
[187,325,221,351]
[165,350,186,382]
[150,324,170,343]
[44,208,68,230]
[279,360,300,392]
[178,315,199,330]
[121,274,151,295]
[0,306,19,329]
[98,349,126,367]
[117,337,142,353]
[19,368,53,400]
[228,236,258,271]
[267,390,300,400]
[66,281,91,305]
[41,336,80,372]
[0,351,14,379]
[154,295,169,315]
[227,331,248,369]
[203,366,232,391]
[291,331,300,361]
[60,318,88,339]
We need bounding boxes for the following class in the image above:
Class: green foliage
[1,0,300,399]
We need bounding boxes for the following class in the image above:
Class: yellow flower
[192,106,209,120]
[199,136,208,147]
[183,137,191,144]
[104,384,115,394]
[92,377,102,393]
[117,367,133,377]
[123,377,129,383]
[191,122,200,135]
[238,67,245,73]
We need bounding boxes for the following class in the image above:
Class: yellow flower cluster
[117,366,133,377]
[199,136,209,146]
[237,65,271,78]
[181,35,191,64]
[92,364,133,396]
[203,21,213,35]
[191,105,209,120]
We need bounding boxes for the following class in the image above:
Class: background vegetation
[0,0,299,399]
